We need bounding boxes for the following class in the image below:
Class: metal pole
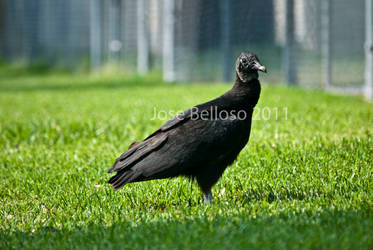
[25,0,39,63]
[321,0,331,89]
[284,0,296,85]
[137,0,150,75]
[365,0,373,100]
[109,0,122,62]
[0,0,5,58]
[220,0,232,82]
[163,0,175,82]
[90,0,101,70]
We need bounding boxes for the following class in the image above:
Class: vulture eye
[241,58,247,64]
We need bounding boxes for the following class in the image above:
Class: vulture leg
[203,190,213,205]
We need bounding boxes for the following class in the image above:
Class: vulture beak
[254,62,267,73]
[258,65,267,73]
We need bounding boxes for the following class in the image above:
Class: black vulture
[108,51,266,204]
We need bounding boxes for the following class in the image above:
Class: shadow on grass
[0,61,70,77]
[1,209,371,249]
[0,73,166,93]
[237,189,337,204]
[0,63,165,93]
[0,80,160,93]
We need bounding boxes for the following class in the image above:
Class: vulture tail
[109,170,141,190]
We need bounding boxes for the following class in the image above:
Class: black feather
[107,51,265,202]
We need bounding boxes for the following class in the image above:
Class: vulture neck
[228,72,261,108]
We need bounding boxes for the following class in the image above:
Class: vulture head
[235,51,266,83]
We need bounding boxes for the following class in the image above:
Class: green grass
[0,65,372,249]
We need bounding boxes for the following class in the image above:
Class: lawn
[0,65,372,249]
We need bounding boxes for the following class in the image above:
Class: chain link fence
[0,0,372,98]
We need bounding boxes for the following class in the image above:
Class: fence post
[163,0,175,82]
[321,0,331,89]
[24,0,40,63]
[365,0,373,100]
[137,0,150,75]
[109,0,122,63]
[220,0,232,83]
[90,0,101,70]
[284,0,297,85]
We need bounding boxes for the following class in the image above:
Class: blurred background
[0,0,372,99]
